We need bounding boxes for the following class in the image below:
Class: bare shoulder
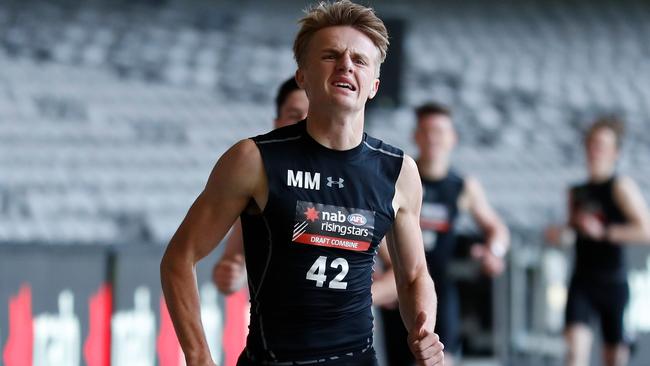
[399,154,419,180]
[223,139,262,168]
[204,138,265,202]
[614,175,639,192]
[214,139,261,175]
[396,154,420,190]
[612,175,645,202]
[394,154,423,211]
[463,175,483,194]
[458,175,484,209]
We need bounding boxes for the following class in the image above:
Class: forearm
[213,230,247,295]
[161,253,213,364]
[371,269,398,306]
[553,225,576,247]
[221,220,245,260]
[607,223,650,244]
[485,222,510,255]
[396,269,437,331]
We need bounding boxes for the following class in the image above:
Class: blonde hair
[293,0,389,69]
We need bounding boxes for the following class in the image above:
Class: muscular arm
[460,177,510,275]
[160,139,266,365]
[386,155,442,364]
[608,176,650,244]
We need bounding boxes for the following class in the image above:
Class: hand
[187,362,217,366]
[185,353,218,366]
[186,360,217,366]
[575,212,606,240]
[212,254,246,295]
[544,225,563,246]
[470,244,505,277]
[408,312,444,365]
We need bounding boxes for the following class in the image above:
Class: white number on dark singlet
[306,256,349,290]
[329,258,349,289]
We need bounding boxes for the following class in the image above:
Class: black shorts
[565,276,630,344]
[236,348,378,366]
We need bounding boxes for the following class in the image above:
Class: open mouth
[333,82,356,91]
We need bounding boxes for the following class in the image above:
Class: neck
[589,168,614,183]
[305,107,365,150]
[417,156,450,180]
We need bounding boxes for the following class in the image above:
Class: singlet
[241,120,404,362]
[419,170,465,281]
[570,176,628,282]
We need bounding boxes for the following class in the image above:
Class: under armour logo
[326,177,344,188]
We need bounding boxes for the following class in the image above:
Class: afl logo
[347,214,367,226]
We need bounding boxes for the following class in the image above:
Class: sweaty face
[586,127,619,176]
[414,114,456,160]
[275,89,309,128]
[296,26,380,112]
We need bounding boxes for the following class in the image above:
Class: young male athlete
[212,77,395,301]
[547,117,650,366]
[380,102,510,366]
[160,2,444,365]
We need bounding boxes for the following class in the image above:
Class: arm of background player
[371,239,398,307]
[608,176,650,244]
[460,176,510,276]
[160,139,266,366]
[387,155,443,365]
[212,220,247,295]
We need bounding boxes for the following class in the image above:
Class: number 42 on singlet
[306,256,349,290]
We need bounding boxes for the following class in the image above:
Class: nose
[336,52,353,73]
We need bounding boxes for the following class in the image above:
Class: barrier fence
[2,237,650,366]
[0,243,247,366]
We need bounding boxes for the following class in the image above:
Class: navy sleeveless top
[570,176,627,282]
[241,120,403,362]
[419,170,465,281]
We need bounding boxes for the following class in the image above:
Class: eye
[354,58,367,66]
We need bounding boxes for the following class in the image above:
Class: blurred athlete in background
[546,117,650,366]
[380,102,510,366]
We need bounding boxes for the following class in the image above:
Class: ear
[295,69,305,89]
[368,78,380,100]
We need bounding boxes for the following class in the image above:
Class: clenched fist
[212,254,246,295]
[408,311,445,365]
